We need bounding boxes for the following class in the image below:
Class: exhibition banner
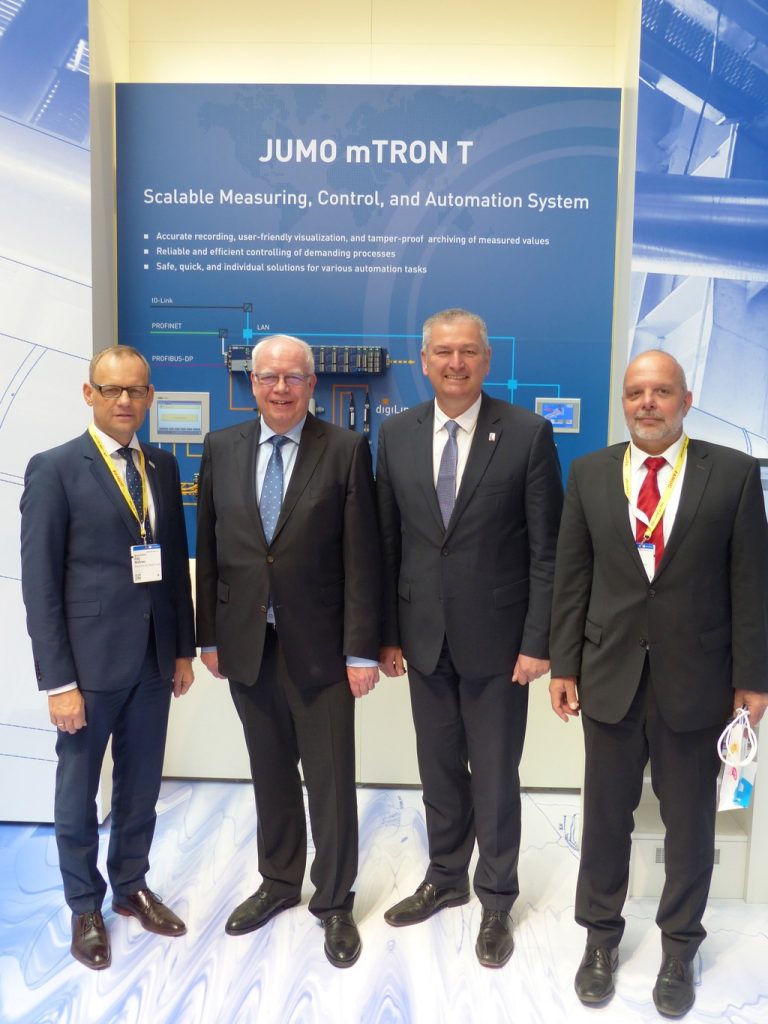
[117,84,621,547]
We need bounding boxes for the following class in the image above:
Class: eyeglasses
[252,373,310,389]
[90,383,151,400]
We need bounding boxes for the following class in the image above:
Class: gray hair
[252,334,315,374]
[422,308,489,353]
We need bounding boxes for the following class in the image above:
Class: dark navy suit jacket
[20,430,195,691]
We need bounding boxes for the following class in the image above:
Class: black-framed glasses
[252,373,310,389]
[90,383,151,400]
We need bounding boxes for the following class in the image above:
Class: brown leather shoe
[112,889,186,936]
[71,910,111,970]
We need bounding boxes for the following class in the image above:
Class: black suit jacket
[195,413,380,687]
[550,438,768,732]
[20,431,195,691]
[376,393,563,678]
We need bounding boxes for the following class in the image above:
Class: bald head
[622,349,692,455]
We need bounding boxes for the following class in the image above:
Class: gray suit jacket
[550,438,768,732]
[376,393,563,678]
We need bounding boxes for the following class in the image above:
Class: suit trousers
[229,625,357,918]
[54,634,171,913]
[577,662,722,960]
[407,639,529,911]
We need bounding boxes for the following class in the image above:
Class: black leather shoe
[475,909,514,967]
[71,910,111,970]
[384,881,470,926]
[112,889,186,936]
[574,945,619,1005]
[653,954,695,1018]
[224,888,300,936]
[322,912,361,968]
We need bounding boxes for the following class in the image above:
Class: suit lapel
[83,432,142,542]
[415,403,445,534]
[654,439,711,578]
[445,394,501,540]
[608,443,650,580]
[271,414,326,542]
[234,419,265,540]
[141,443,162,538]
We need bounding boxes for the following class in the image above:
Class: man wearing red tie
[549,349,768,1018]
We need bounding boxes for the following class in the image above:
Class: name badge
[637,541,655,580]
[131,544,162,583]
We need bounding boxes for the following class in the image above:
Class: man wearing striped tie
[549,349,768,1017]
[195,334,380,967]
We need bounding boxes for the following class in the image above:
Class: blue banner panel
[116,84,620,548]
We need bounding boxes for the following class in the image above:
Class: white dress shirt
[627,432,688,542]
[431,394,483,494]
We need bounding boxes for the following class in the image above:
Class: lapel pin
[148,460,156,469]
[488,432,496,442]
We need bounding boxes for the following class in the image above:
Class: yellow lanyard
[88,424,149,542]
[622,435,688,542]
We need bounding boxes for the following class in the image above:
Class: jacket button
[266,555,274,564]
[640,638,648,648]
[259,604,267,613]
[648,589,656,598]
[442,548,449,556]
[143,612,150,621]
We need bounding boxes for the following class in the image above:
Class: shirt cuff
[46,682,78,695]
[346,656,378,668]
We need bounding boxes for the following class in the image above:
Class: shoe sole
[111,902,187,937]
[224,896,301,936]
[384,892,471,927]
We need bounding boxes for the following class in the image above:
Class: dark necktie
[118,446,152,542]
[436,420,459,528]
[260,435,289,543]
[636,455,666,569]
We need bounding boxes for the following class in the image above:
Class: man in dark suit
[20,345,196,971]
[549,349,768,1017]
[376,308,563,967]
[196,334,380,968]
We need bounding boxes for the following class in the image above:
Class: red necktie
[636,456,666,569]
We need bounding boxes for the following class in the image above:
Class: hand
[347,665,379,698]
[378,646,406,677]
[201,650,226,679]
[549,675,580,721]
[172,657,195,697]
[734,689,768,728]
[49,690,86,733]
[512,655,549,686]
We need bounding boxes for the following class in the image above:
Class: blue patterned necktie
[117,446,152,542]
[436,420,459,528]
[260,435,289,543]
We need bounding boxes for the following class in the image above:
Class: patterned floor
[1,782,766,1023]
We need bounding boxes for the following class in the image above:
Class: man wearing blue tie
[20,345,196,970]
[195,334,380,967]
[376,309,563,966]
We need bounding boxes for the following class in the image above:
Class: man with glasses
[20,345,196,970]
[196,334,380,967]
